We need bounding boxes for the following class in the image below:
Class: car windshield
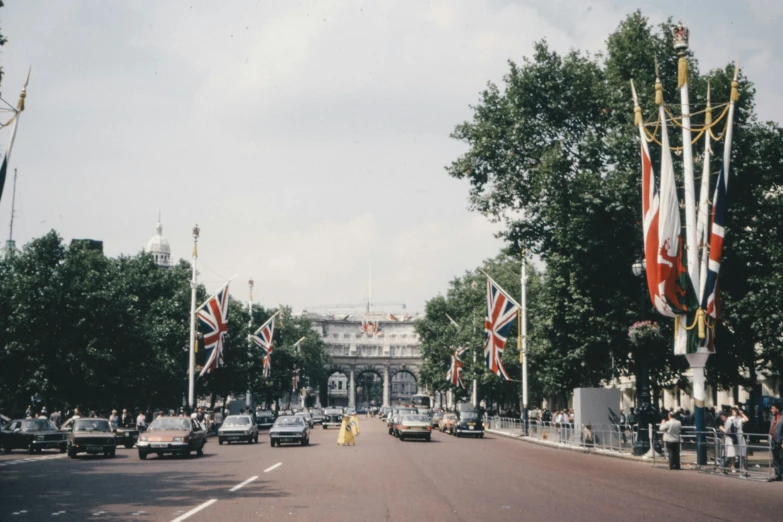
[274,416,304,427]
[403,415,429,423]
[461,412,479,420]
[21,419,56,431]
[295,412,309,417]
[444,414,456,419]
[224,416,250,426]
[148,418,191,431]
[73,419,112,432]
[257,412,274,418]
[325,409,342,414]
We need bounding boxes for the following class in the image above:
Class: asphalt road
[0,417,779,521]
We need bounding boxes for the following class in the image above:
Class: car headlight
[173,437,183,442]
[139,436,148,442]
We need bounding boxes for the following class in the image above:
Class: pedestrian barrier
[649,425,774,481]
[337,416,355,446]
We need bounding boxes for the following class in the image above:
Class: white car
[218,415,258,444]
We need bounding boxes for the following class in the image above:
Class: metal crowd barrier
[489,417,633,454]
[650,424,774,481]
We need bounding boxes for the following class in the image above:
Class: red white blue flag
[446,347,466,388]
[252,313,277,379]
[292,365,300,392]
[700,163,727,351]
[483,277,519,380]
[197,282,230,378]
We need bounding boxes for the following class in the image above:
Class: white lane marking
[0,454,67,467]
[264,462,282,473]
[169,499,217,522]
[229,475,258,492]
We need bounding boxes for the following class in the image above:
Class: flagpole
[0,68,31,206]
[246,279,254,409]
[520,248,528,436]
[188,224,200,409]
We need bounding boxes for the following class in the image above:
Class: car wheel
[27,444,35,455]
[323,425,327,430]
[196,444,204,457]
[302,437,308,446]
[68,449,77,459]
[218,439,223,445]
[271,439,277,447]
[124,442,134,449]
[59,445,67,454]
[479,434,484,439]
[138,451,147,460]
[35,447,42,454]
[254,434,259,443]
[399,435,405,442]
[426,435,431,442]
[109,449,116,458]
[1,445,10,455]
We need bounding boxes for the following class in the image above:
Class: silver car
[310,409,324,425]
[295,411,314,429]
[269,416,310,447]
[218,415,258,445]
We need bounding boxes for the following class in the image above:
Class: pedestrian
[627,407,637,427]
[720,407,749,474]
[121,409,133,428]
[109,410,119,429]
[214,408,223,431]
[770,401,783,482]
[659,411,682,470]
[136,410,147,433]
[39,407,48,419]
[71,408,81,421]
[50,409,61,428]
[25,405,32,418]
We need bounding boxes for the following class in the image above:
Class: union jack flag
[252,313,276,378]
[446,347,467,388]
[197,283,231,378]
[700,163,728,352]
[483,278,519,380]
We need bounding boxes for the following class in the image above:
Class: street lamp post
[631,258,653,456]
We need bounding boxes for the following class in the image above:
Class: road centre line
[264,462,282,473]
[169,499,217,522]
[229,475,258,492]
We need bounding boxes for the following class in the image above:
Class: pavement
[0,417,779,522]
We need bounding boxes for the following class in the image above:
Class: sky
[0,0,780,314]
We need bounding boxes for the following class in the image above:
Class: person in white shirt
[136,411,146,432]
[659,411,682,470]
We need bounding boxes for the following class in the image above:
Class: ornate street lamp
[631,258,653,456]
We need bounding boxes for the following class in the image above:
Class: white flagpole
[520,249,528,435]
[188,225,200,409]
[0,68,31,205]
[196,275,238,312]
[246,279,254,409]
[253,310,280,336]
[696,84,713,307]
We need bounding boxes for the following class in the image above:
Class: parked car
[295,411,315,429]
[453,409,484,438]
[114,426,139,449]
[269,416,310,447]
[430,411,444,428]
[379,407,391,420]
[322,408,343,429]
[1,418,67,454]
[218,415,258,445]
[136,417,207,459]
[439,413,457,433]
[255,410,275,430]
[66,418,117,458]
[310,409,324,425]
[397,414,433,442]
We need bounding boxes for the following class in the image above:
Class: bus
[411,394,430,412]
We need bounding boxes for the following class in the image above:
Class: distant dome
[146,221,172,267]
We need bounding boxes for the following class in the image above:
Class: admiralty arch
[305,312,426,409]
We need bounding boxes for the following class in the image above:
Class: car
[439,413,457,433]
[397,414,433,442]
[379,407,391,420]
[1,418,67,454]
[218,415,258,444]
[114,425,140,449]
[453,409,484,438]
[390,408,417,436]
[430,411,444,428]
[295,411,315,428]
[355,407,368,415]
[66,418,118,458]
[255,411,275,430]
[269,416,310,447]
[136,417,207,459]
[322,408,343,429]
[309,409,324,425]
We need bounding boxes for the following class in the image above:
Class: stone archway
[390,367,419,406]
[355,367,384,408]
[322,366,349,407]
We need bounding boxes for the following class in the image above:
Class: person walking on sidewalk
[770,401,783,482]
[660,411,682,470]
